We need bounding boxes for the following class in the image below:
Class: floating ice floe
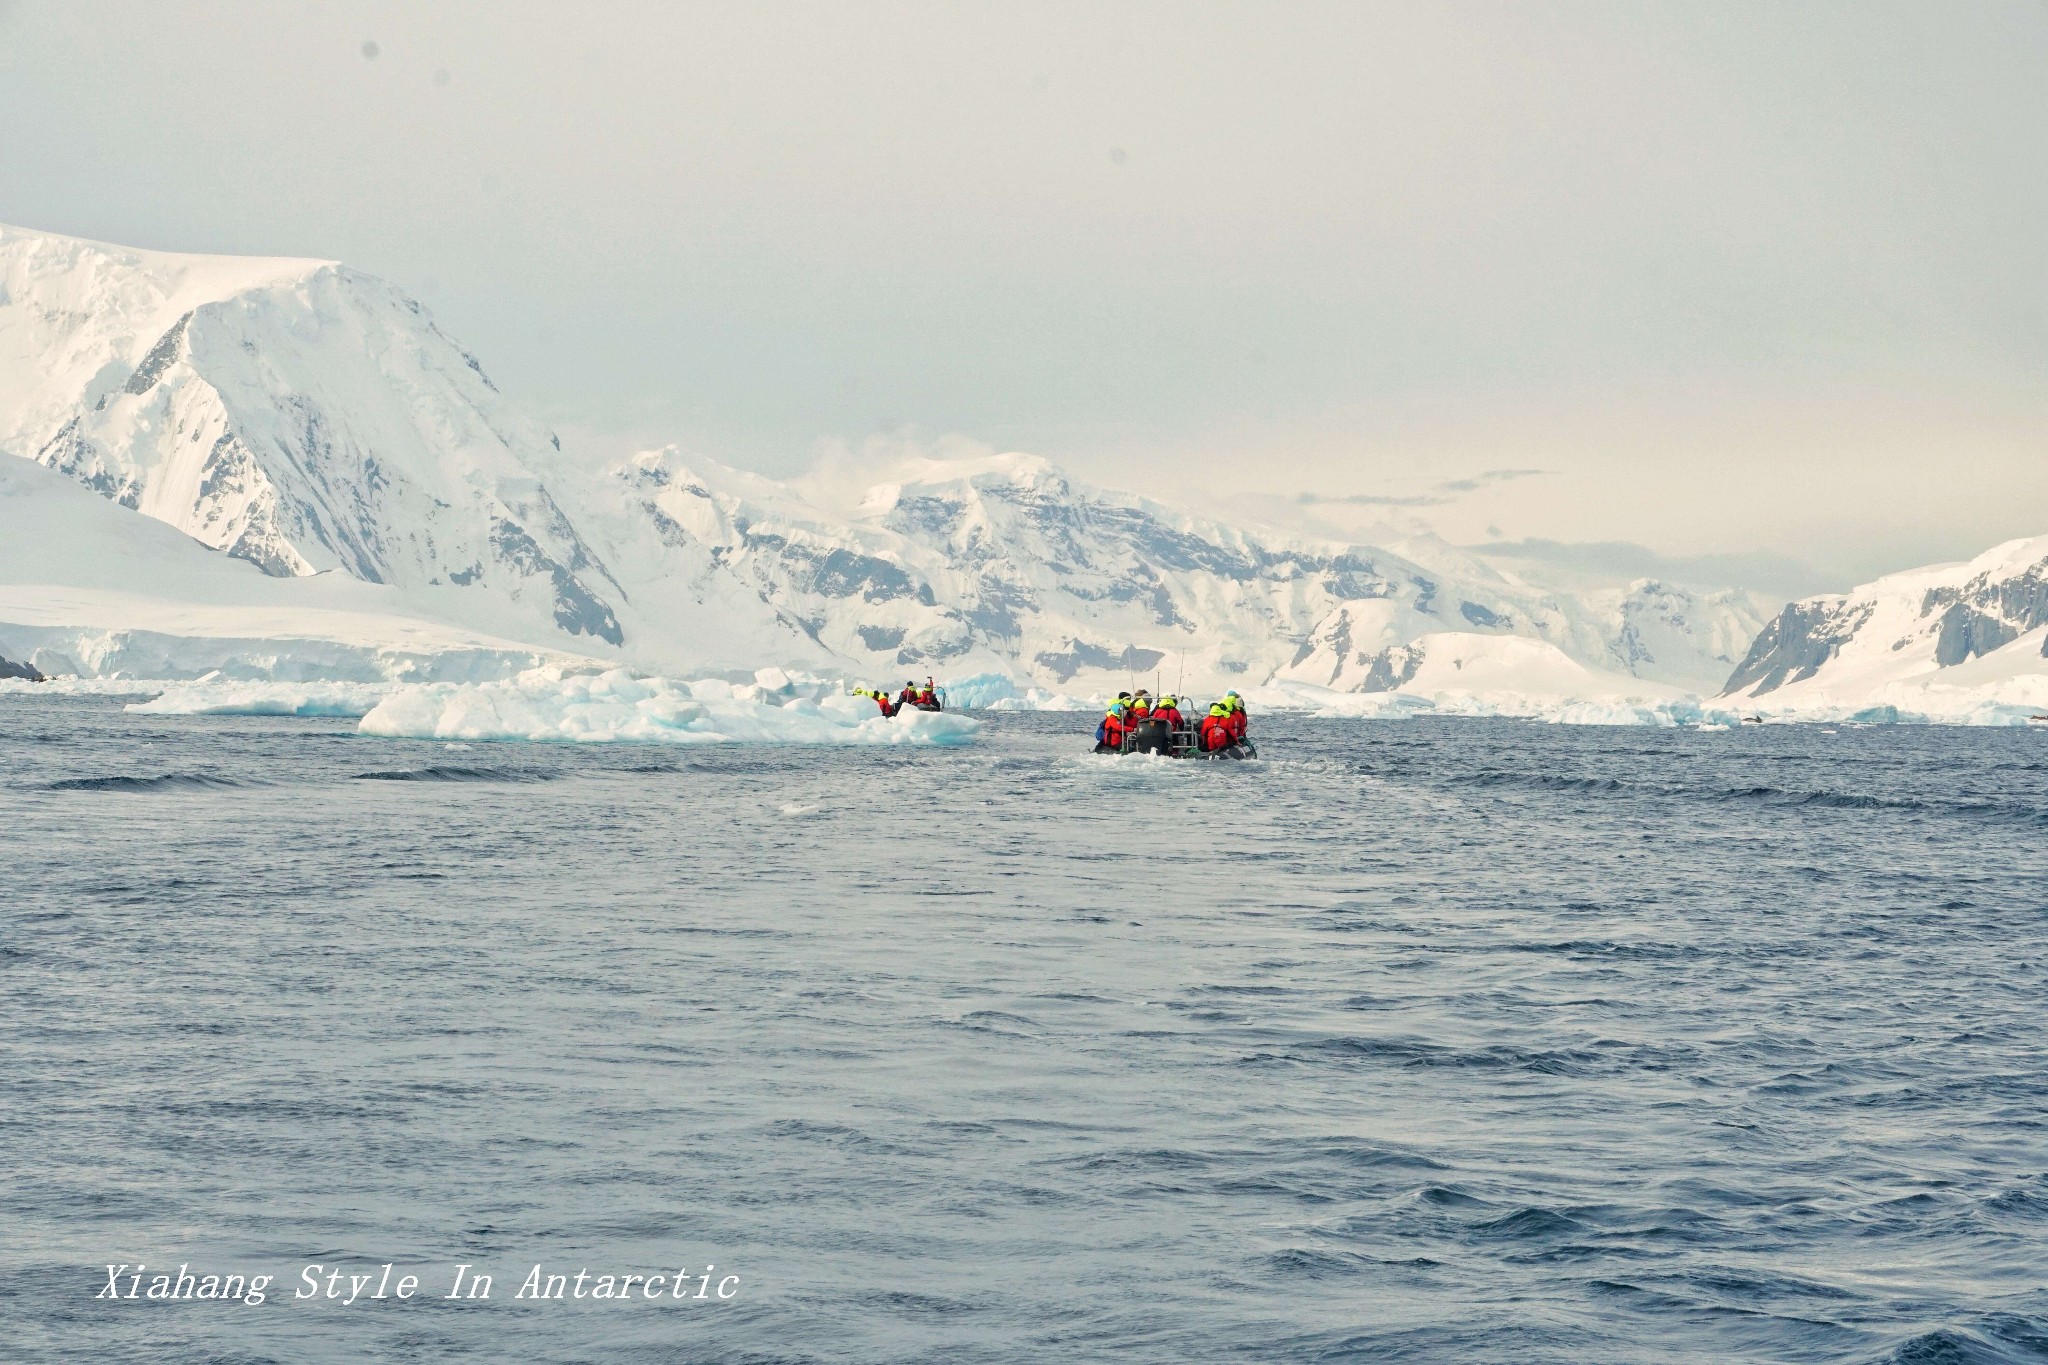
[128,678,394,717]
[357,668,982,746]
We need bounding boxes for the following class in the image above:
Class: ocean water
[5,695,2048,1365]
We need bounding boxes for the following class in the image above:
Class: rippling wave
[45,770,252,793]
[350,764,555,783]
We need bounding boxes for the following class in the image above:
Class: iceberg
[984,689,1098,712]
[357,668,982,746]
[934,672,1017,710]
[938,672,1095,712]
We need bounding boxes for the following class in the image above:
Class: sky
[2,0,2043,591]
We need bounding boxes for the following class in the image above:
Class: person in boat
[854,686,897,717]
[1152,695,1184,729]
[1223,691,1249,744]
[1199,701,1237,753]
[897,680,921,709]
[1128,690,1152,719]
[914,678,941,711]
[1095,700,1131,753]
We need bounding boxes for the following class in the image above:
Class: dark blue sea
[5,695,2048,1363]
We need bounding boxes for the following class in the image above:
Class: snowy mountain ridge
[1721,534,2048,719]
[2,222,1775,699]
[583,441,1771,695]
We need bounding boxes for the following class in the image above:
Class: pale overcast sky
[2,0,2043,587]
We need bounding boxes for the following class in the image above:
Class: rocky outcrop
[1723,599,1875,695]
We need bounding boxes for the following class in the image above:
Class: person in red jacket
[1128,690,1152,719]
[897,681,920,709]
[1095,701,1131,753]
[1223,691,1249,743]
[914,678,940,710]
[1199,702,1236,752]
[1152,695,1184,728]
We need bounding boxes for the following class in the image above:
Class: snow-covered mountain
[0,224,628,645]
[1,223,1776,697]
[1721,535,2048,720]
[581,443,1772,695]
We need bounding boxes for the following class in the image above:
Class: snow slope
[1722,535,2048,721]
[0,454,580,680]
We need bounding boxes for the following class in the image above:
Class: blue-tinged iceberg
[355,668,981,746]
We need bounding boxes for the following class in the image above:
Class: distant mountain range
[4,222,2041,720]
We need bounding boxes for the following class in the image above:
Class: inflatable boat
[1096,714,1257,760]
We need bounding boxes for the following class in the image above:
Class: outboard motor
[1129,716,1172,755]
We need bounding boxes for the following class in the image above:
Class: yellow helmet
[1209,702,1229,717]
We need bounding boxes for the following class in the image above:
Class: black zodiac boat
[1098,712,1257,761]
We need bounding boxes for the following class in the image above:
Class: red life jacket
[916,688,937,707]
[1226,707,1248,741]
[1200,716,1234,751]
[1128,702,1152,719]
[874,694,897,717]
[1154,705,1183,727]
